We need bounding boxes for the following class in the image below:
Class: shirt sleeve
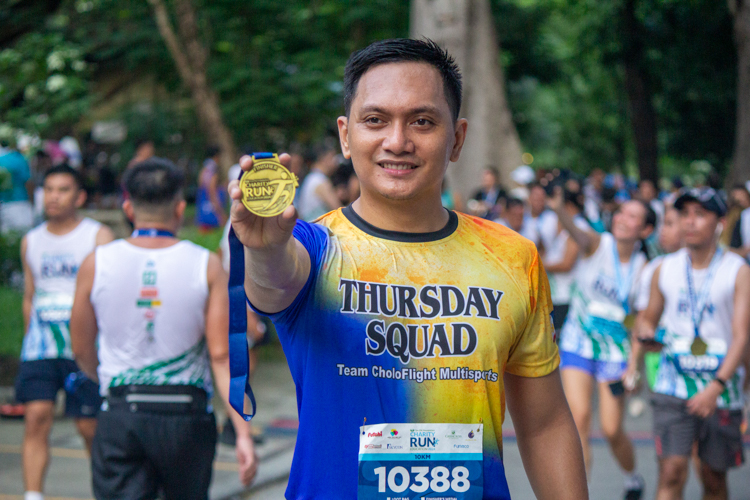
[505,248,560,377]
[248,219,329,328]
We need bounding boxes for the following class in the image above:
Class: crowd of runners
[3,38,750,500]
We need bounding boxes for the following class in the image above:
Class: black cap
[674,187,727,217]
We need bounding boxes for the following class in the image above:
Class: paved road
[2,358,749,499]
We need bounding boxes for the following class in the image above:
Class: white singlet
[559,232,647,362]
[297,170,330,221]
[543,216,589,306]
[654,248,746,409]
[22,218,102,361]
[91,240,213,398]
[634,255,664,312]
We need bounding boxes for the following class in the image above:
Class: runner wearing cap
[228,38,587,499]
[70,158,257,499]
[639,187,750,500]
[550,188,656,500]
[15,165,114,500]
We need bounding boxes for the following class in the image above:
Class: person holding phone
[639,188,750,500]
[550,189,656,500]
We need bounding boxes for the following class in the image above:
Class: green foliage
[0,286,24,357]
[0,231,22,287]
[492,0,735,177]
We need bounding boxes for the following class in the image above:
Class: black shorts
[14,358,101,418]
[652,393,745,471]
[91,406,217,500]
[552,304,570,333]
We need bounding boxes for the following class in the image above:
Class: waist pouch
[107,385,208,414]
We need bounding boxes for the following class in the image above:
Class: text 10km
[373,465,471,493]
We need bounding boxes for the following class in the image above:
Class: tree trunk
[147,0,238,173]
[729,0,750,186]
[410,0,523,198]
[621,0,659,184]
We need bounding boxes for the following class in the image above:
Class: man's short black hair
[123,157,184,206]
[44,164,84,189]
[506,197,525,210]
[343,38,462,121]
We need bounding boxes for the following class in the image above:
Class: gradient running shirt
[258,206,558,500]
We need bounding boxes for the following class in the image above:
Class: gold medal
[691,336,708,356]
[623,314,636,330]
[239,153,299,217]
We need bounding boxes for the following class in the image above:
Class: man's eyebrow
[358,104,443,116]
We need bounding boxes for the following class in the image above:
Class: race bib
[358,423,483,500]
[35,292,74,325]
[585,301,628,342]
[670,337,727,375]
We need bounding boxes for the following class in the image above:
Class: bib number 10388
[373,465,471,493]
[358,423,483,499]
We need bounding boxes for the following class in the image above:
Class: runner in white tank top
[15,165,114,500]
[69,158,257,498]
[550,189,657,500]
[639,188,750,499]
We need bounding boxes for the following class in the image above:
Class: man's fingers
[239,155,254,171]
[278,152,292,169]
[276,205,298,233]
[228,180,241,200]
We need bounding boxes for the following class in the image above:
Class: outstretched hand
[228,153,298,251]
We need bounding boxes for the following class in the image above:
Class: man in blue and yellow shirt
[229,38,587,499]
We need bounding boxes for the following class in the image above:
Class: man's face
[44,174,84,219]
[528,186,546,216]
[730,188,750,209]
[506,204,525,232]
[639,180,656,202]
[659,208,682,253]
[338,62,467,203]
[679,202,719,248]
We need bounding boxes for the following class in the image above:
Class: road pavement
[2,357,749,499]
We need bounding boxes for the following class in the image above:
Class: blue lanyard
[686,247,724,340]
[225,154,276,421]
[611,238,638,314]
[131,228,175,238]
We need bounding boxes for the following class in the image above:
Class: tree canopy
[0,0,739,181]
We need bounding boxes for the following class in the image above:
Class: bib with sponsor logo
[359,423,483,500]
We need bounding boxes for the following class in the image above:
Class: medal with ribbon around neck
[239,153,299,217]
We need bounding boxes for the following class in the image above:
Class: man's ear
[175,199,187,221]
[75,189,87,209]
[337,116,351,159]
[450,118,468,162]
[123,199,135,222]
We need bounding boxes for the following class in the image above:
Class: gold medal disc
[239,154,299,217]
[690,336,708,356]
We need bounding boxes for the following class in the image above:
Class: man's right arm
[228,154,311,314]
[21,236,34,333]
[638,264,665,341]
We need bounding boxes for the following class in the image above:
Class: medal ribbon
[131,228,175,238]
[226,154,273,421]
[611,238,639,314]
[686,247,724,341]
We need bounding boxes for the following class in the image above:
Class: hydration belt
[106,385,208,414]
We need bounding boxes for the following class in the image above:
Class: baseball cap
[673,187,727,217]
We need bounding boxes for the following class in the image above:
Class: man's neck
[129,221,179,248]
[352,192,449,234]
[46,214,82,235]
[688,240,718,269]
[616,239,637,263]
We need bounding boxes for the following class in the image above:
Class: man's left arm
[70,253,100,381]
[687,264,750,417]
[505,370,588,499]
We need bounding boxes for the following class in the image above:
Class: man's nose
[382,122,413,154]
